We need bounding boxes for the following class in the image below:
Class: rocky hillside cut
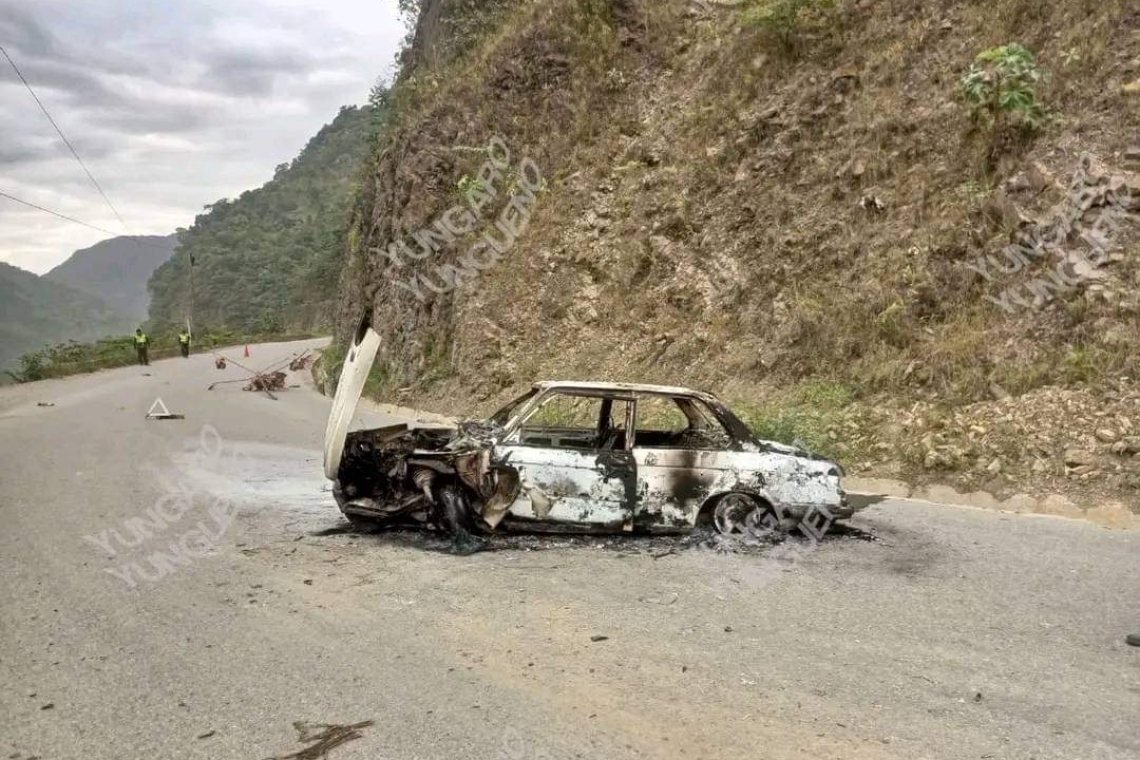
[335,0,1140,510]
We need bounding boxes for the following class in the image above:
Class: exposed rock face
[337,0,651,390]
[335,0,1140,510]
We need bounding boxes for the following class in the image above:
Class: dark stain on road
[306,520,885,559]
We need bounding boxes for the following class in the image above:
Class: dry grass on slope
[344,0,1140,506]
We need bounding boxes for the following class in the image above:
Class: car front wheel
[711,493,790,536]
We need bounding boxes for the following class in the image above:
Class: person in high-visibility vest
[178,328,191,358]
[134,328,150,366]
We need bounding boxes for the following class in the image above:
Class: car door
[631,394,751,531]
[495,392,636,530]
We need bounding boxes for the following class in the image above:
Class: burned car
[324,321,852,540]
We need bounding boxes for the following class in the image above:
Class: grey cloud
[0,0,405,273]
[201,47,318,96]
[85,102,215,135]
[0,142,46,164]
[0,5,58,58]
[0,134,112,166]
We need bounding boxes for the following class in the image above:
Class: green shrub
[733,400,842,461]
[960,43,1052,132]
[791,380,856,409]
[6,350,48,383]
[1062,345,1113,386]
[742,0,837,51]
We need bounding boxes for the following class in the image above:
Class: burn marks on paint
[594,449,637,512]
[330,384,849,540]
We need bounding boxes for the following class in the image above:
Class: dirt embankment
[336,0,1140,512]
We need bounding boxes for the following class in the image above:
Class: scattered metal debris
[289,352,314,371]
[267,720,374,760]
[208,353,302,400]
[36,402,54,407]
[244,371,286,393]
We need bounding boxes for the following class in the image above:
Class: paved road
[1,339,1138,760]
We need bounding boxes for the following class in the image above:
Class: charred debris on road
[206,350,312,400]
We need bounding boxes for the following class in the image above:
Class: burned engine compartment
[334,422,520,538]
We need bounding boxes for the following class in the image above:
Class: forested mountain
[147,104,374,333]
[44,234,178,320]
[0,261,133,369]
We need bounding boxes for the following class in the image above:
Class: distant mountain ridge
[45,234,178,321]
[0,260,135,370]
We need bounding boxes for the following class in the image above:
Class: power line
[0,43,129,231]
[0,190,175,252]
[0,190,121,236]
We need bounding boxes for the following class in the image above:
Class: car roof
[533,380,720,401]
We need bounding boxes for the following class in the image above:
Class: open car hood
[323,317,381,480]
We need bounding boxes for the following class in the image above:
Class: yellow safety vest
[135,334,148,345]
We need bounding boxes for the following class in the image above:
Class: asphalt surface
[1,338,1138,760]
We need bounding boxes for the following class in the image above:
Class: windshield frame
[489,388,540,427]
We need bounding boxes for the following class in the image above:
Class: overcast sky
[0,0,405,274]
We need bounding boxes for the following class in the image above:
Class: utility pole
[187,251,196,337]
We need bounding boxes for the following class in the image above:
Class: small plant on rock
[960,43,1052,133]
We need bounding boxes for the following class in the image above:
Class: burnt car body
[324,321,852,538]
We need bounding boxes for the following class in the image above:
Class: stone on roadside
[1095,428,1118,443]
[1064,449,1096,467]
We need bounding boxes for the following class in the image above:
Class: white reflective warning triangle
[145,397,183,419]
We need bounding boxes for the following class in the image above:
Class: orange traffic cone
[244,344,250,358]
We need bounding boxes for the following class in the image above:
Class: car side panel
[632,449,766,532]
[757,453,844,511]
[496,445,631,528]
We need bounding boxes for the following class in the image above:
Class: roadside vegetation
[741,0,838,54]
[5,328,321,384]
[731,381,862,463]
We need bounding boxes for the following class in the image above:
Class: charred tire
[437,483,486,554]
[437,483,477,535]
[712,493,760,535]
[711,493,788,536]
